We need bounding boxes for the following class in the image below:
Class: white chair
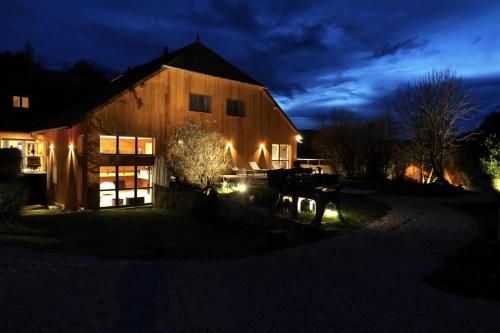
[249,161,270,175]
[272,161,284,169]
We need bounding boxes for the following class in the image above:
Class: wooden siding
[43,125,85,209]
[39,67,297,209]
[87,67,297,168]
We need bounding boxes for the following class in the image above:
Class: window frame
[99,165,153,208]
[272,144,290,169]
[12,95,29,109]
[189,93,212,113]
[226,99,245,117]
[99,135,154,155]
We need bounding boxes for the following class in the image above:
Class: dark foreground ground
[1,192,499,332]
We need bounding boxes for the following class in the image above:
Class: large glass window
[136,166,152,204]
[99,166,116,207]
[99,165,153,207]
[99,136,154,155]
[272,144,289,169]
[118,166,135,206]
[189,93,211,113]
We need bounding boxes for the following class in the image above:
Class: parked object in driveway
[267,168,345,226]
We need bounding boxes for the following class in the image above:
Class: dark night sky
[2,0,500,129]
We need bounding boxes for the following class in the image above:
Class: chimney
[195,35,200,43]
[163,46,169,57]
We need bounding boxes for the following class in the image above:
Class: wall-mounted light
[295,134,303,143]
[69,144,74,151]
[49,144,54,151]
[259,143,265,151]
[226,141,233,149]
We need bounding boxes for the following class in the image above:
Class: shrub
[0,148,22,182]
[166,120,230,189]
[0,180,28,223]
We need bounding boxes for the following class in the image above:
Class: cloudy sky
[2,0,500,128]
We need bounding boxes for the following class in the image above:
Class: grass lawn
[341,178,465,197]
[296,194,389,233]
[225,182,390,235]
[424,202,500,300]
[0,208,286,260]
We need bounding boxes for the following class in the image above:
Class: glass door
[272,144,290,169]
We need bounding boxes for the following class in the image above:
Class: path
[1,193,499,332]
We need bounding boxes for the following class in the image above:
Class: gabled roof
[21,40,296,132]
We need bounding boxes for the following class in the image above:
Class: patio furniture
[249,161,270,175]
[272,161,284,169]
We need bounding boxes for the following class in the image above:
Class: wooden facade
[0,41,298,209]
[35,65,298,209]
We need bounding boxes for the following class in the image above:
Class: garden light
[493,178,500,192]
[324,207,339,218]
[235,183,247,192]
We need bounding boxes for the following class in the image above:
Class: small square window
[13,96,21,108]
[226,99,245,117]
[189,93,211,113]
[21,97,29,108]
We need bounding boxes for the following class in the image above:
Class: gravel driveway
[1,193,499,332]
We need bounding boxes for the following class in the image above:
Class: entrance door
[99,165,153,207]
[272,144,290,169]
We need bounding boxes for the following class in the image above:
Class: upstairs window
[13,96,29,109]
[226,99,245,117]
[189,93,211,113]
[99,135,154,155]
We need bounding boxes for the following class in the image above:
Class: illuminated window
[100,136,154,155]
[226,99,245,117]
[12,96,20,108]
[137,137,154,155]
[12,96,29,108]
[118,136,136,154]
[272,144,289,169]
[189,93,211,113]
[99,136,117,154]
[21,97,29,108]
[99,165,153,207]
[136,165,152,204]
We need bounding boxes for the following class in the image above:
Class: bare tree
[314,109,401,179]
[166,120,230,189]
[314,109,364,177]
[394,69,478,186]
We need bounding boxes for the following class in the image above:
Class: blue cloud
[2,0,500,129]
